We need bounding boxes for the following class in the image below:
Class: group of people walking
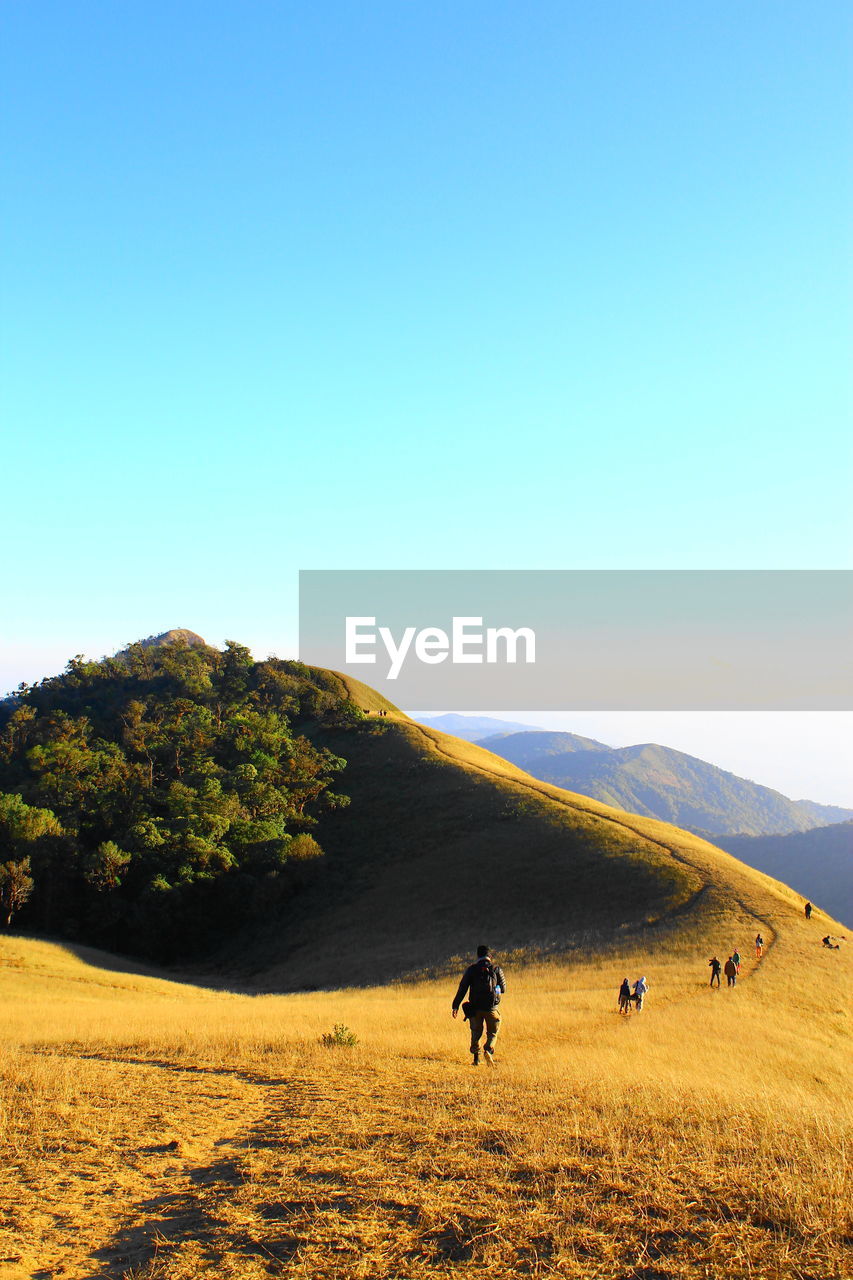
[708,933,766,987]
[450,931,753,1066]
[450,946,655,1067]
[618,976,648,1014]
[451,898,832,1064]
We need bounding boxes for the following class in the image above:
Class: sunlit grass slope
[3,665,845,1274]
[1,924,850,1279]
[1,670,849,1278]
[231,669,845,994]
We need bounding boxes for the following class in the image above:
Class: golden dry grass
[1,691,849,1277]
[1,919,850,1280]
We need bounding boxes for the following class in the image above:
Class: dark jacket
[452,958,506,1012]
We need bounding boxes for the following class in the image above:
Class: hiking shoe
[471,1051,479,1066]
[483,1046,495,1066]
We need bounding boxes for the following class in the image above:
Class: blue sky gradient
[2,3,850,799]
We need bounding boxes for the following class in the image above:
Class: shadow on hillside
[7,931,167,977]
[6,930,262,995]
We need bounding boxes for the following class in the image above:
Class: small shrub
[320,1023,358,1047]
[288,834,324,862]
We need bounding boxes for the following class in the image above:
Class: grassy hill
[0,669,850,1278]
[215,671,843,993]
[477,731,853,837]
[6,638,838,982]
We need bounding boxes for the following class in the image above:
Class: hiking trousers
[469,1008,501,1053]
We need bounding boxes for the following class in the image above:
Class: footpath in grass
[1,996,849,1279]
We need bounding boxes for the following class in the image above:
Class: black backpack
[469,958,499,1011]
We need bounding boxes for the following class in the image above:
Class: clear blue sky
[2,3,850,800]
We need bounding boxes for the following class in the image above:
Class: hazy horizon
[414,709,853,810]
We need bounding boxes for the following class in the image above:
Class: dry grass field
[1,914,849,1280]
[1,702,850,1278]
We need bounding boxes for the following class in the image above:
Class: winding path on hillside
[407,720,780,972]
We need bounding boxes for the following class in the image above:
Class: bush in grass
[320,1023,358,1047]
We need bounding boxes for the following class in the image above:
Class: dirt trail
[2,1047,433,1279]
[0,1049,280,1279]
[10,1036,845,1280]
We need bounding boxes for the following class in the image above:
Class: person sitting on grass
[451,945,506,1067]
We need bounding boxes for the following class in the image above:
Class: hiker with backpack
[451,945,506,1066]
[724,956,737,987]
[618,977,632,1014]
[755,934,764,958]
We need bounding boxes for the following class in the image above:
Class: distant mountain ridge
[472,730,853,838]
[713,823,853,929]
[416,714,543,741]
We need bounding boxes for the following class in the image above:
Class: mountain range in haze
[415,714,542,742]
[416,718,853,838]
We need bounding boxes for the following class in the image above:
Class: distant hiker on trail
[632,976,648,1011]
[709,956,722,987]
[452,945,506,1066]
[805,901,813,919]
[724,957,737,987]
[618,978,632,1014]
[732,949,741,973]
[755,934,764,958]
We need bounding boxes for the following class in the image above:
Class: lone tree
[0,858,34,927]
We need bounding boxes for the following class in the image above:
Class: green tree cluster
[0,640,354,959]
